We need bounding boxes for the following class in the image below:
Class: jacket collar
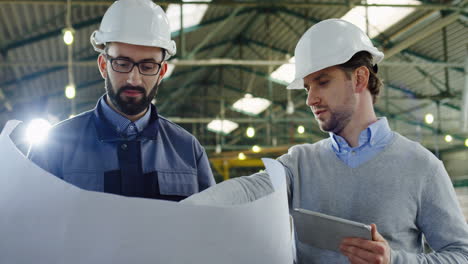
[92,95,159,141]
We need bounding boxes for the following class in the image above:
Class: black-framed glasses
[106,55,162,76]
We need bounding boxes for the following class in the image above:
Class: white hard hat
[90,0,176,60]
[287,18,384,90]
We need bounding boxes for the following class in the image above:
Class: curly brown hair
[338,51,383,104]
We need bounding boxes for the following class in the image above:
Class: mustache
[118,86,146,94]
[312,105,328,111]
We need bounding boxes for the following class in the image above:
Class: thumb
[371,223,385,242]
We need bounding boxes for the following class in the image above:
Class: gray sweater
[184,133,468,263]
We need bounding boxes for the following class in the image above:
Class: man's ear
[354,66,369,94]
[97,54,107,80]
[157,62,168,84]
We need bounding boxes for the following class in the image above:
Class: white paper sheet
[0,120,293,264]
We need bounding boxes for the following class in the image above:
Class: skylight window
[166,0,211,33]
[207,119,239,135]
[165,1,211,79]
[270,57,295,84]
[341,0,420,38]
[232,94,272,116]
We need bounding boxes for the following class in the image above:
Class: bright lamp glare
[65,84,76,99]
[246,126,255,138]
[465,139,468,147]
[26,119,52,145]
[63,29,74,45]
[444,135,453,143]
[297,125,305,134]
[207,119,238,134]
[232,94,271,116]
[252,145,261,153]
[271,57,295,84]
[238,152,246,160]
[424,113,434,124]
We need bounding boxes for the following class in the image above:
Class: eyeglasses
[106,55,162,76]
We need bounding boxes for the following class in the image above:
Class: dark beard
[105,75,159,116]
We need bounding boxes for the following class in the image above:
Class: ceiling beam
[171,7,257,38]
[185,7,244,59]
[384,12,461,59]
[1,1,466,11]
[0,16,102,55]
[0,7,257,55]
[1,59,464,68]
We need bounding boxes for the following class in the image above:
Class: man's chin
[317,121,332,132]
[119,106,147,116]
[120,95,144,102]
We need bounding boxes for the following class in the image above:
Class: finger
[341,245,387,264]
[340,245,376,261]
[342,237,369,247]
[348,254,370,264]
[371,223,385,242]
[341,238,387,256]
[341,249,369,264]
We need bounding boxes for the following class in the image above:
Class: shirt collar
[92,95,159,141]
[329,117,391,152]
[100,95,151,135]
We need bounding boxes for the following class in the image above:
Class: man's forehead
[106,42,163,60]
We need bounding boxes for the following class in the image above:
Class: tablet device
[292,208,372,252]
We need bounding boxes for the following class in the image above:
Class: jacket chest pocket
[155,170,198,201]
[103,170,199,201]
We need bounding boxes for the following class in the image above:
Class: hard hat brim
[287,78,304,90]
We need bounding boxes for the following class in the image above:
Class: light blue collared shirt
[100,97,151,138]
[329,117,394,168]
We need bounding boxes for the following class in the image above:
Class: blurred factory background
[0,0,467,217]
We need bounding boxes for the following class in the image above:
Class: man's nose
[127,66,143,86]
[306,88,320,107]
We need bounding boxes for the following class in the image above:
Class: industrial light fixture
[271,57,295,84]
[444,134,453,143]
[424,113,434,124]
[286,90,295,114]
[297,125,305,134]
[252,145,261,153]
[286,100,295,114]
[207,119,238,134]
[232,94,271,116]
[246,126,255,138]
[65,83,76,99]
[238,152,246,160]
[62,28,75,45]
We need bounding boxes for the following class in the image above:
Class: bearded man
[31,0,215,200]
